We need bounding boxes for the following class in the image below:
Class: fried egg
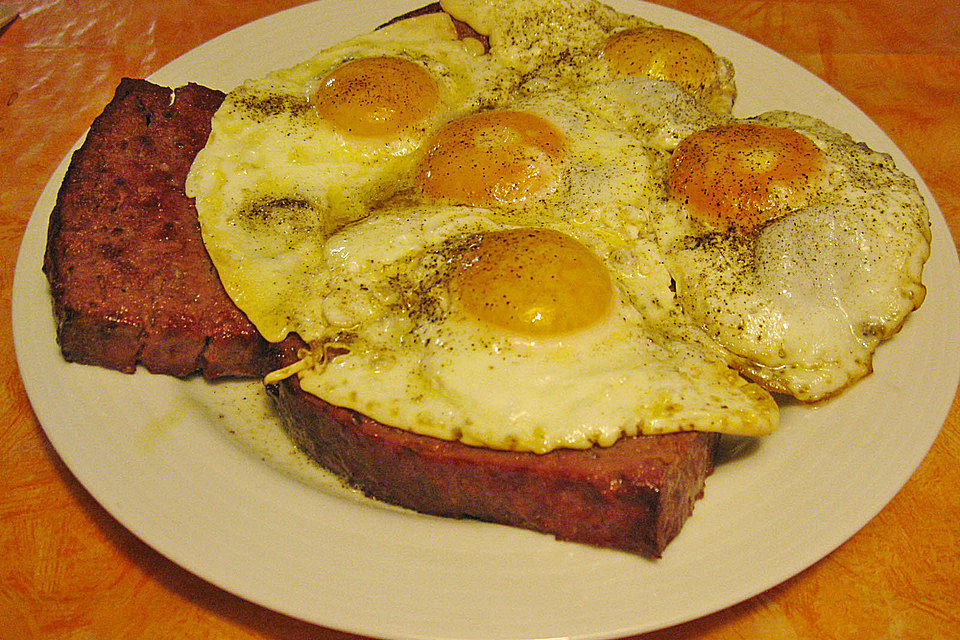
[272,206,777,453]
[186,12,510,342]
[440,0,736,113]
[412,88,668,235]
[659,111,931,401]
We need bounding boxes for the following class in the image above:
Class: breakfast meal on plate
[41,0,931,557]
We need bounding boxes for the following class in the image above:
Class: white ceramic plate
[13,1,960,639]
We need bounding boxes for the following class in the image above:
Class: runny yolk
[416,110,567,206]
[667,123,827,232]
[314,56,439,137]
[601,27,718,96]
[451,228,613,336]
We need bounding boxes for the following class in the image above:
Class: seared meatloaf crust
[43,78,282,378]
[270,371,719,557]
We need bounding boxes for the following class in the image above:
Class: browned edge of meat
[268,370,720,558]
[42,78,291,379]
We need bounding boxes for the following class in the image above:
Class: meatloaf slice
[43,78,280,378]
[269,373,720,558]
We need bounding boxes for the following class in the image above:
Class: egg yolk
[314,56,439,137]
[601,27,718,96]
[667,123,827,232]
[417,110,567,205]
[451,228,613,335]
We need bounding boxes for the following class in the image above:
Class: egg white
[570,76,730,151]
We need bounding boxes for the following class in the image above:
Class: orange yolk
[314,56,439,137]
[451,228,613,336]
[601,27,718,96]
[667,123,827,232]
[417,110,567,206]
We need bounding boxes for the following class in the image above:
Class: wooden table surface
[2,1,958,638]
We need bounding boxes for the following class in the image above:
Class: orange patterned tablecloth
[2,1,959,638]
